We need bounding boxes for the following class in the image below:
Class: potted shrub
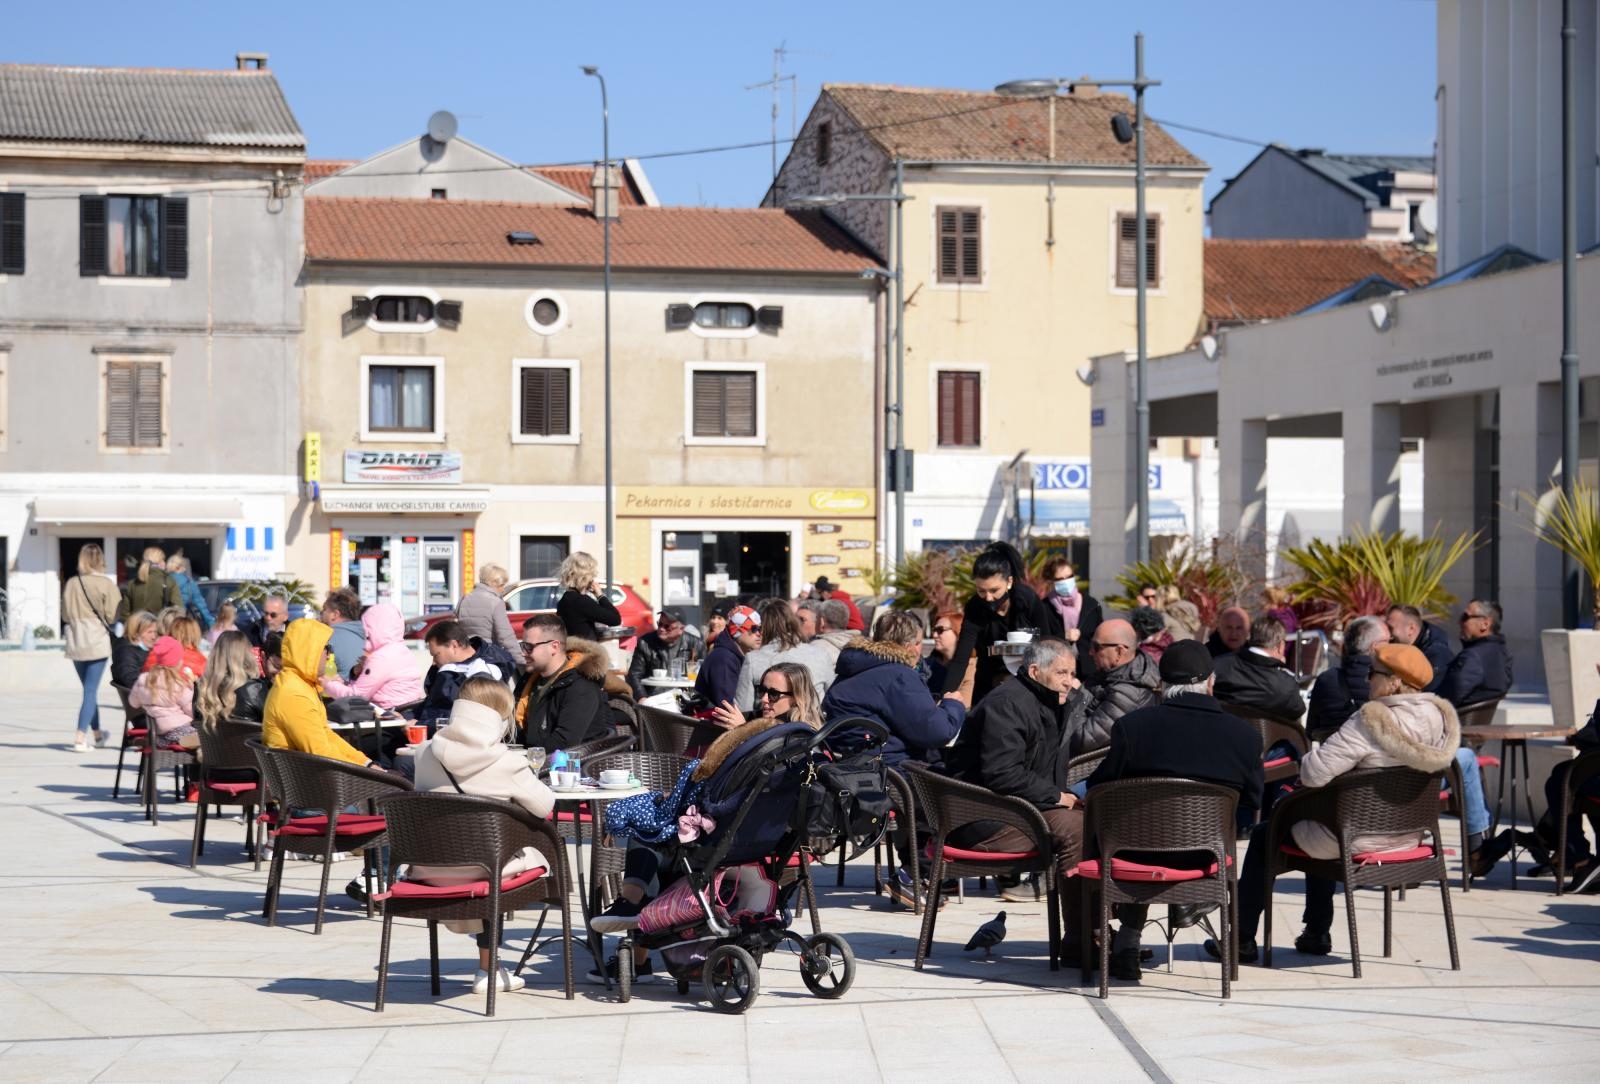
[1522,483,1600,730]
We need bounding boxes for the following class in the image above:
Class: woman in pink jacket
[321,604,425,708]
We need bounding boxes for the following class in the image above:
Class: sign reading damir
[343,450,463,485]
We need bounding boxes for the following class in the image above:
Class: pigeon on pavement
[964,911,1008,957]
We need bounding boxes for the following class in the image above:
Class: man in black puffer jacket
[1306,615,1389,741]
[1212,614,1306,725]
[1386,604,1453,693]
[1068,619,1161,756]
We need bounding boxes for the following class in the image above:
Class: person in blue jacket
[166,554,213,632]
[822,610,966,768]
[694,605,761,708]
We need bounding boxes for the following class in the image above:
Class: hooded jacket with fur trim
[1292,692,1461,859]
[514,638,613,751]
[822,637,965,767]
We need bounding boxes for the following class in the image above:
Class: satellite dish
[426,110,458,144]
[1416,197,1438,238]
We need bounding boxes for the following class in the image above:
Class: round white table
[641,677,696,690]
[327,714,412,732]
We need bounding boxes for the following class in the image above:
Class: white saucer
[599,781,636,790]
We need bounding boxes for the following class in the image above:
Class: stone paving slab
[2,689,1598,1082]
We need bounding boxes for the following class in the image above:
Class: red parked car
[404,578,655,648]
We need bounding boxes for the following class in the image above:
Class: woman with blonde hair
[113,610,159,689]
[151,615,208,678]
[411,674,557,995]
[63,542,120,751]
[206,601,238,646]
[554,551,620,641]
[196,631,269,724]
[457,561,521,659]
[156,605,186,637]
[116,545,181,621]
[709,660,823,730]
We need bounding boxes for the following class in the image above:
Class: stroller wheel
[800,932,856,999]
[702,944,760,1014]
[617,938,632,1004]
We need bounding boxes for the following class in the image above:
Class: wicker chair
[1076,777,1239,999]
[581,751,693,913]
[869,768,922,913]
[373,791,574,1016]
[131,700,197,827]
[110,683,150,801]
[1440,750,1498,892]
[903,763,1062,972]
[1455,697,1503,730]
[1066,749,1109,787]
[607,697,640,743]
[1555,748,1600,895]
[190,719,266,869]
[1263,766,1459,978]
[252,742,410,934]
[638,704,723,756]
[1221,704,1310,789]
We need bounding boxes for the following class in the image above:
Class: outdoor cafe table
[1459,722,1576,889]
[641,676,696,690]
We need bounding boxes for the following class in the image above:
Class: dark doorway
[113,538,213,585]
[520,535,570,581]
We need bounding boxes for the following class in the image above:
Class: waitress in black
[554,551,621,640]
[941,541,1061,704]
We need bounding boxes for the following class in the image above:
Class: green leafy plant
[1517,482,1600,622]
[230,577,320,609]
[1283,528,1478,630]
[1107,539,1249,629]
[32,624,56,641]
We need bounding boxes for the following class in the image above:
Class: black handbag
[325,697,377,725]
[803,749,891,854]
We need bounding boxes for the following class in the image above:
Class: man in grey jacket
[808,599,856,668]
[1068,619,1161,756]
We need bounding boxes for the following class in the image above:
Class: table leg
[573,812,613,990]
[1489,739,1508,836]
[1506,741,1522,891]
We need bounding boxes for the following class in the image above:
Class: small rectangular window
[430,188,448,200]
[105,359,165,449]
[936,370,981,448]
[816,121,833,166]
[692,371,758,438]
[936,207,981,283]
[368,364,435,432]
[519,365,572,437]
[1115,213,1160,289]
[80,194,187,278]
[0,193,23,275]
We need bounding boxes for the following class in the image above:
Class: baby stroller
[615,717,890,1013]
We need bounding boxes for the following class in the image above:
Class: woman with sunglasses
[708,661,822,730]
[924,611,975,707]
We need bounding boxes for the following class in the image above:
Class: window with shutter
[104,359,164,449]
[80,196,107,277]
[161,197,187,279]
[1115,213,1160,289]
[936,370,981,447]
[0,193,23,275]
[520,366,571,437]
[690,369,760,440]
[936,206,981,283]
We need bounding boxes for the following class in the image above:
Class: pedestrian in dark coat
[1306,615,1390,740]
[823,612,965,768]
[942,542,1062,703]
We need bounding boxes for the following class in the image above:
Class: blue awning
[1018,496,1187,536]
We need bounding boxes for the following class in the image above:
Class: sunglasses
[1460,611,1486,622]
[755,685,792,702]
[520,639,560,655]
[931,626,954,635]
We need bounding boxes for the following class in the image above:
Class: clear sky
[7,0,1439,207]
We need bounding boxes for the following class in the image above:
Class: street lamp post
[998,31,1160,563]
[1560,0,1581,629]
[790,184,911,567]
[581,66,615,592]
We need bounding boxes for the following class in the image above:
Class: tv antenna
[745,43,798,185]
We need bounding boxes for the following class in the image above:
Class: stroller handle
[811,716,890,751]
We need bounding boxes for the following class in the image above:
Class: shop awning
[1018,496,1188,537]
[32,495,244,526]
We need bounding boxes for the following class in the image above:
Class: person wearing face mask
[1041,557,1103,650]
[942,541,1061,704]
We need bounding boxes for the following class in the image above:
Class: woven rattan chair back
[1066,748,1108,786]
[584,751,692,907]
[1454,698,1503,730]
[638,704,722,755]
[270,746,408,819]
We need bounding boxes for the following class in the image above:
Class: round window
[531,297,561,328]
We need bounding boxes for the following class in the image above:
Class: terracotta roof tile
[1204,239,1436,325]
[300,160,645,205]
[824,83,1203,168]
[304,196,878,274]
[303,158,353,180]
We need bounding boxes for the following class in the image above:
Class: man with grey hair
[1084,640,1263,982]
[810,598,855,667]
[1306,615,1390,741]
[795,599,823,642]
[242,588,292,650]
[1211,613,1305,724]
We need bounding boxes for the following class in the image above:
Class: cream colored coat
[1292,693,1460,860]
[62,574,120,661]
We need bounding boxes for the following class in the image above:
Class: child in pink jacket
[321,604,425,708]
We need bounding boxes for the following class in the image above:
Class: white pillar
[1498,382,1562,685]
[1422,396,1485,607]
[1342,402,1403,535]
[1090,351,1137,596]
[1219,412,1269,586]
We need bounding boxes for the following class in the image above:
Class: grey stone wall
[769,93,892,260]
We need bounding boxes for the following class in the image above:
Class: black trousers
[1235,821,1335,943]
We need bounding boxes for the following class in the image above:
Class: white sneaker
[472,968,525,994]
[71,738,90,753]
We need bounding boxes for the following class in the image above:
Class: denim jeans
[1453,747,1491,838]
[72,658,107,736]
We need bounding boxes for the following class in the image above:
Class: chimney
[591,162,621,220]
[1069,77,1099,99]
[236,52,269,71]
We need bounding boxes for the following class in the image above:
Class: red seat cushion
[926,843,1040,863]
[784,853,812,868]
[375,866,549,902]
[1073,856,1230,882]
[1280,843,1435,865]
[126,728,149,740]
[552,808,593,823]
[206,781,259,797]
[1476,755,1500,768]
[1263,755,1294,770]
[274,813,388,838]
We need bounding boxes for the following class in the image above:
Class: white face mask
[1052,578,1078,598]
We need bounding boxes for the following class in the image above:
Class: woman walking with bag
[63,543,120,752]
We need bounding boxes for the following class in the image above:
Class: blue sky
[8,0,1439,207]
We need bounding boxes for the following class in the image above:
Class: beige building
[291,189,881,626]
[769,83,1208,564]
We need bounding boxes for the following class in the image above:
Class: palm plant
[1518,482,1600,622]
[1107,540,1243,628]
[1283,528,1477,630]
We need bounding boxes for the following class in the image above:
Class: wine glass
[526,746,547,774]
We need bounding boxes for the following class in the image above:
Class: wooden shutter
[520,366,571,436]
[0,193,22,274]
[665,303,694,330]
[936,371,981,447]
[692,371,758,438]
[756,305,784,332]
[435,299,463,329]
[1117,214,1159,288]
[80,196,107,276]
[816,121,832,166]
[105,362,134,446]
[937,207,980,283]
[133,361,163,446]
[161,197,187,278]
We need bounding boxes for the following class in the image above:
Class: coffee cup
[405,725,426,745]
[553,770,580,789]
[1005,631,1033,644]
[600,769,629,785]
[651,668,667,679]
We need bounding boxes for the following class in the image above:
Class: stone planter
[1540,628,1600,730]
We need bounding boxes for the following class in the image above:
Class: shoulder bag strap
[440,764,467,794]
[77,576,116,635]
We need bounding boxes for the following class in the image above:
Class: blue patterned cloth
[603,760,703,844]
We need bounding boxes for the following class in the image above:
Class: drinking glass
[526,746,547,774]
[669,659,685,681]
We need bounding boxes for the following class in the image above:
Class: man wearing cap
[695,605,760,707]
[626,610,703,700]
[1205,642,1481,965]
[812,576,864,632]
[1084,641,1263,982]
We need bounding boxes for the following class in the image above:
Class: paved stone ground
[3,687,1598,1083]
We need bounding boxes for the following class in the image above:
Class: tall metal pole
[1134,32,1151,563]
[893,159,908,569]
[1560,0,1580,628]
[584,68,615,591]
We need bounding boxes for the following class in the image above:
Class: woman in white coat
[410,675,556,995]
